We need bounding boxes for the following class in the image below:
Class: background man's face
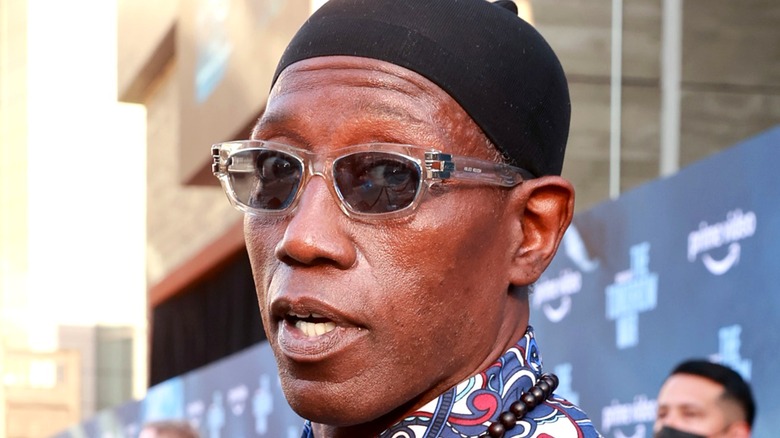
[655,373,738,436]
[244,56,523,428]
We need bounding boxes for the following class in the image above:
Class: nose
[654,413,684,435]
[274,176,357,268]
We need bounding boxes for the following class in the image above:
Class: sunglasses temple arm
[443,155,529,187]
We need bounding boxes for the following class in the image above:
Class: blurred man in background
[655,359,755,438]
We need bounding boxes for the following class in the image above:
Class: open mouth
[285,311,337,337]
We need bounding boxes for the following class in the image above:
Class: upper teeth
[288,311,325,319]
[295,320,336,337]
[287,311,334,337]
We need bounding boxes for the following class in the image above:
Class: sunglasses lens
[334,152,421,214]
[228,149,302,210]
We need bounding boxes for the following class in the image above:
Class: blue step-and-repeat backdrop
[530,125,780,437]
[54,125,780,437]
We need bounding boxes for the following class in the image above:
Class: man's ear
[726,421,751,438]
[506,176,575,287]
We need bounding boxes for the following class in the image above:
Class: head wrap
[272,0,570,177]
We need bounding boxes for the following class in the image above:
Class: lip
[271,296,367,362]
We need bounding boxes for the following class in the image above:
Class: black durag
[272,0,570,177]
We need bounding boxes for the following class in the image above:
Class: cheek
[353,215,508,392]
[403,201,507,284]
[367,201,508,319]
[244,218,284,299]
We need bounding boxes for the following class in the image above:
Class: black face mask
[654,426,707,438]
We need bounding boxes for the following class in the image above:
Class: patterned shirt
[301,326,602,437]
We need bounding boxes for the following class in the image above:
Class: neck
[311,296,531,438]
[495,292,530,357]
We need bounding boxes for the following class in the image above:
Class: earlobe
[506,176,575,287]
[729,421,751,438]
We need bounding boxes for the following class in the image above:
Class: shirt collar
[379,326,542,437]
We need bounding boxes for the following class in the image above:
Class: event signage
[532,125,779,437]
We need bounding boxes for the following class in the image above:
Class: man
[654,360,756,438]
[211,0,601,436]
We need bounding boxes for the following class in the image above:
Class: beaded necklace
[478,373,559,438]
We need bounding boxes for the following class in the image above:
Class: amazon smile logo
[533,269,582,322]
[687,209,757,275]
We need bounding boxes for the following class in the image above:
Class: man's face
[655,373,746,437]
[244,56,528,428]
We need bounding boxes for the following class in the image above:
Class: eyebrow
[250,112,287,139]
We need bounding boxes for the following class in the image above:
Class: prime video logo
[533,269,583,322]
[687,209,757,275]
[601,395,657,438]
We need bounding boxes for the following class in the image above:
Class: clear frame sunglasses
[211,140,534,220]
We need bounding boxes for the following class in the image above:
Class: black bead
[546,373,559,389]
[482,373,560,437]
[521,392,537,406]
[499,411,516,429]
[487,422,506,438]
[509,401,528,417]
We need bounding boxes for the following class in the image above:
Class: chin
[282,377,363,424]
[281,376,404,430]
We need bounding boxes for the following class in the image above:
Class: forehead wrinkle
[273,59,445,113]
[353,93,432,128]
[278,58,437,96]
[276,59,504,158]
[254,81,440,143]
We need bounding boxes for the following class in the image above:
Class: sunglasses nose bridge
[297,155,347,214]
[303,154,334,193]
[306,154,327,177]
